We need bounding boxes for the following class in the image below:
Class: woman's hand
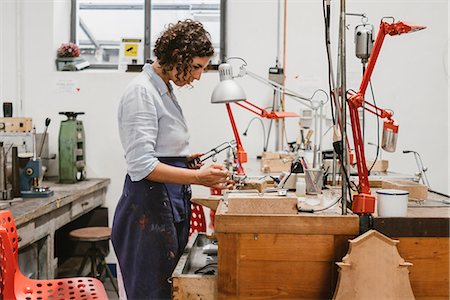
[187,153,204,169]
[195,164,235,189]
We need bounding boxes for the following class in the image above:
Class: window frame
[70,0,227,70]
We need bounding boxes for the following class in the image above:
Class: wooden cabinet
[214,193,359,299]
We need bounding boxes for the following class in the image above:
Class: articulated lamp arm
[348,19,426,215]
[239,67,315,109]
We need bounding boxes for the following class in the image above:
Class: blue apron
[111,157,192,299]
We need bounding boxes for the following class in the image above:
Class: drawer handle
[81,202,90,207]
[18,236,22,242]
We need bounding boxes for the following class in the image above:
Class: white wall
[0,0,448,265]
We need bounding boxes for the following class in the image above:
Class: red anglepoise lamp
[347,19,426,215]
[211,63,298,175]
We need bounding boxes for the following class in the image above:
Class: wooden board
[334,230,414,300]
[240,177,268,193]
[260,152,295,173]
[396,237,449,298]
[226,193,298,215]
[381,180,428,201]
[261,158,293,173]
[171,232,218,299]
[366,159,389,172]
[172,276,217,300]
[191,195,221,211]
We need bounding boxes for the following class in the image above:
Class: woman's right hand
[195,164,234,189]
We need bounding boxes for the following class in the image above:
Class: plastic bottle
[296,175,306,197]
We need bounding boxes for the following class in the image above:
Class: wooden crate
[260,152,295,173]
[171,232,217,300]
[381,180,428,201]
[215,193,360,299]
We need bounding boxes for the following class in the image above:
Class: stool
[69,226,119,296]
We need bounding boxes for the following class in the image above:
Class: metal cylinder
[382,122,399,153]
[355,24,374,62]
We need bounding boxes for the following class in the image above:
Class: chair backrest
[0,210,19,263]
[189,204,206,237]
[0,227,17,299]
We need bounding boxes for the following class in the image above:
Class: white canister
[376,189,409,217]
[296,175,306,197]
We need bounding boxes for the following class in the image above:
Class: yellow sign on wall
[124,43,138,57]
[119,38,143,71]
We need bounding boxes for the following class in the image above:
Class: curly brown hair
[154,19,214,82]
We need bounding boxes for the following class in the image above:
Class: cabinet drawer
[70,191,103,219]
[171,232,217,300]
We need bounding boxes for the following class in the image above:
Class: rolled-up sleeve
[118,84,160,181]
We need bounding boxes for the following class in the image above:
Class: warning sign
[124,44,138,57]
[119,38,144,71]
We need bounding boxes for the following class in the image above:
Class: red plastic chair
[0,210,108,300]
[189,204,206,237]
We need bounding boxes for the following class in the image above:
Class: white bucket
[376,189,409,217]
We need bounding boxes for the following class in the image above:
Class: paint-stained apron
[111,157,192,300]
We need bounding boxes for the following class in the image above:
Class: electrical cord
[242,117,267,152]
[194,263,218,275]
[322,0,337,126]
[298,196,342,213]
[367,79,380,173]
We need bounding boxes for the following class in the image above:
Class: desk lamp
[211,63,248,175]
[211,63,300,175]
[346,19,426,215]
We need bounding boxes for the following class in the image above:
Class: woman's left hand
[187,153,204,169]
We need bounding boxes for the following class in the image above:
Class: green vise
[58,112,86,183]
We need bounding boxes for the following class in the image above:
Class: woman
[111,19,232,299]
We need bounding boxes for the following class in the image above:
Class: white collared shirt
[118,64,190,181]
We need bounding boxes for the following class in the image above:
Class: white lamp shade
[211,79,247,103]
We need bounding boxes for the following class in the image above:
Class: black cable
[428,188,450,198]
[280,171,292,189]
[194,263,218,275]
[367,79,380,173]
[265,118,274,151]
[322,0,336,125]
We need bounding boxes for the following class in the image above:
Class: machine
[19,125,53,198]
[59,112,86,183]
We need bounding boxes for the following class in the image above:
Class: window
[71,0,226,69]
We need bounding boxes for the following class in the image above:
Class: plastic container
[305,169,324,195]
[376,189,409,217]
[296,176,306,197]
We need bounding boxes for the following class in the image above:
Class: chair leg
[101,258,119,296]
[77,252,90,275]
[90,242,98,278]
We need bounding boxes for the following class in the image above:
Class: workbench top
[0,178,110,227]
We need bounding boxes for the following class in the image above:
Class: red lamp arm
[235,100,299,119]
[347,20,424,215]
[226,103,247,175]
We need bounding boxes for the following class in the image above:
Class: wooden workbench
[373,192,450,299]
[191,189,450,299]
[214,191,359,299]
[0,178,110,279]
